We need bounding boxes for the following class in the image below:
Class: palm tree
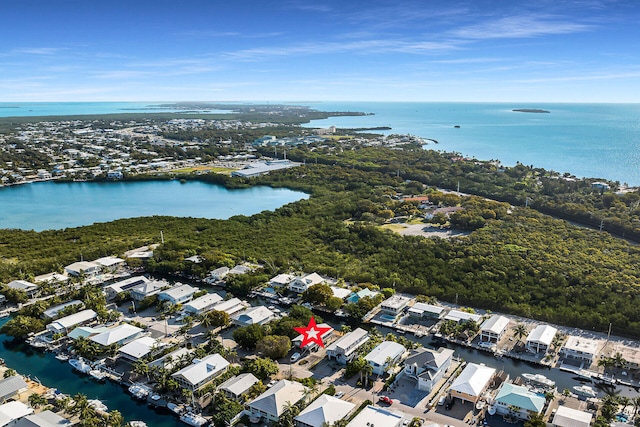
[362,364,373,388]
[3,368,16,378]
[339,325,352,334]
[28,393,47,408]
[132,360,150,381]
[612,352,627,369]
[619,396,631,415]
[108,410,124,427]
[512,323,528,344]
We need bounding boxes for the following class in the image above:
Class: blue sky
[1,0,639,102]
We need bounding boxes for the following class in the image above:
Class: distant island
[513,108,550,113]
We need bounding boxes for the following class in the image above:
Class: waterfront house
[5,280,39,298]
[104,276,151,300]
[247,379,308,423]
[494,383,545,420]
[552,406,593,427]
[207,267,230,282]
[293,323,334,351]
[68,326,109,340]
[344,405,405,427]
[118,336,160,362]
[269,273,295,288]
[559,335,599,364]
[330,286,351,300]
[0,376,28,403]
[380,295,411,316]
[46,309,98,335]
[408,302,445,320]
[93,256,125,272]
[294,394,355,427]
[171,353,229,392]
[403,347,454,392]
[218,373,259,401]
[364,341,406,376]
[444,310,483,324]
[211,297,250,317]
[326,328,369,364]
[232,306,276,327]
[89,323,143,347]
[479,315,511,343]
[0,401,34,424]
[526,325,557,354]
[158,284,198,305]
[345,288,379,304]
[228,265,251,275]
[33,272,67,286]
[288,273,325,294]
[42,300,84,319]
[183,293,224,316]
[64,261,101,277]
[15,410,72,427]
[148,348,193,371]
[449,363,496,404]
[129,280,164,302]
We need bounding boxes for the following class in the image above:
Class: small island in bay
[513,108,550,113]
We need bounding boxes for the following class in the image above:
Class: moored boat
[180,412,208,427]
[129,422,147,427]
[89,369,108,381]
[128,384,151,400]
[573,385,597,397]
[167,402,185,415]
[522,373,555,388]
[55,353,69,362]
[88,399,108,412]
[69,358,91,374]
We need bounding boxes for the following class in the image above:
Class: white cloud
[450,14,594,40]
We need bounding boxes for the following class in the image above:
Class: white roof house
[232,306,275,327]
[364,341,406,376]
[293,323,334,350]
[480,315,511,342]
[345,405,405,427]
[294,394,355,427]
[444,310,483,324]
[526,325,558,353]
[118,336,159,361]
[172,353,229,391]
[552,406,593,427]
[93,256,125,269]
[407,302,445,319]
[64,261,101,277]
[211,298,250,316]
[90,323,143,347]
[449,363,496,403]
[208,267,230,281]
[33,272,67,285]
[248,379,308,422]
[46,309,98,335]
[14,410,72,427]
[269,274,295,288]
[158,284,198,305]
[104,276,151,300]
[218,373,259,400]
[326,328,369,364]
[229,265,251,275]
[0,376,28,403]
[129,280,164,301]
[183,293,224,315]
[0,401,33,426]
[380,295,411,315]
[560,335,600,363]
[288,273,325,293]
[43,300,84,319]
[330,287,351,300]
[149,348,193,371]
[5,280,39,297]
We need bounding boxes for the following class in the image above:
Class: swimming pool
[380,314,398,322]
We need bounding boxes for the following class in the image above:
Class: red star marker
[293,316,332,348]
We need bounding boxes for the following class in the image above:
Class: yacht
[522,373,556,388]
[89,369,108,382]
[573,385,597,397]
[180,412,208,427]
[55,353,69,362]
[129,422,147,427]
[68,358,91,374]
[128,384,151,400]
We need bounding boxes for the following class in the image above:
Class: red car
[379,396,393,405]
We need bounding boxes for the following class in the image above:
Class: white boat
[167,402,185,415]
[180,412,208,427]
[55,353,69,362]
[487,405,496,415]
[522,373,555,388]
[128,384,151,400]
[88,399,108,412]
[89,369,108,381]
[69,358,91,374]
[129,422,147,427]
[573,385,597,397]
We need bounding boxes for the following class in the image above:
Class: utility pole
[160,230,164,244]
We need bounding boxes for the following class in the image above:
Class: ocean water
[302,102,640,186]
[0,102,230,117]
[0,181,307,231]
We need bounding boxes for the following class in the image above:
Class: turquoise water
[0,102,230,117]
[0,318,181,427]
[302,102,640,186]
[0,180,308,231]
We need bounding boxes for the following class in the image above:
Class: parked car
[437,396,446,406]
[290,352,301,362]
[379,396,393,405]
[334,391,345,398]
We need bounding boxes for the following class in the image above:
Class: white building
[89,323,143,347]
[118,336,159,362]
[269,273,295,288]
[403,347,454,392]
[345,405,405,427]
[449,363,496,404]
[232,306,275,327]
[526,325,558,354]
[93,256,125,271]
[407,302,445,320]
[4,280,39,298]
[288,273,325,294]
[207,267,230,282]
[326,328,369,365]
[218,373,259,400]
[0,401,34,425]
[479,315,511,343]
[64,261,101,277]
[172,354,229,391]
[552,406,593,427]
[43,300,84,319]
[560,335,600,364]
[444,310,483,324]
[104,276,150,300]
[364,341,406,376]
[380,295,411,316]
[247,379,308,423]
[183,293,224,315]
[46,309,98,335]
[293,324,334,351]
[295,394,355,427]
[158,284,198,305]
